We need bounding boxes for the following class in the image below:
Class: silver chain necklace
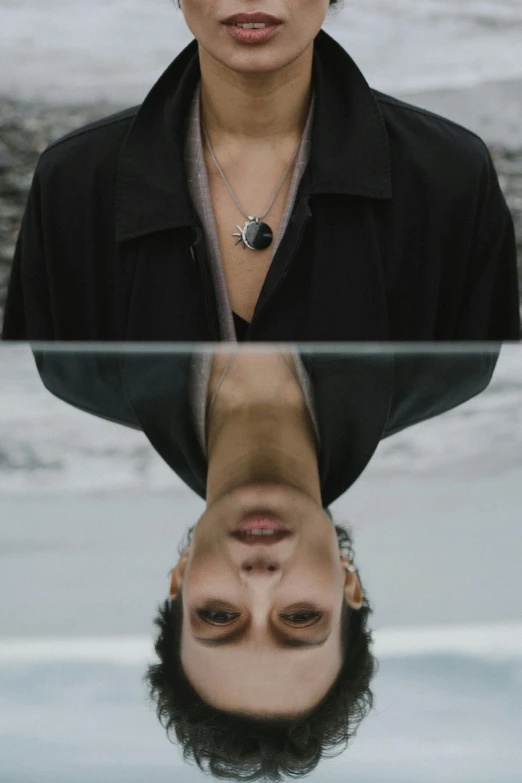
[201,122,302,251]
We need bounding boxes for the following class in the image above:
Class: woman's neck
[198,43,314,143]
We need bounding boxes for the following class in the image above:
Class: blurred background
[0,343,521,782]
[0,0,522,322]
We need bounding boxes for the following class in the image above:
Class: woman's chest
[206,166,294,324]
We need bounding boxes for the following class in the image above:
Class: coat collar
[115,29,392,243]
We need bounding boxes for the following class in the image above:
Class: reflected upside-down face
[170,482,362,717]
[178,1,331,75]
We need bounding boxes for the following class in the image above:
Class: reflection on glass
[1,343,519,782]
[146,347,374,780]
[115,343,497,779]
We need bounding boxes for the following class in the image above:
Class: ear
[169,546,191,599]
[340,554,363,610]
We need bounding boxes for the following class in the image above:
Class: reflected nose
[242,557,280,573]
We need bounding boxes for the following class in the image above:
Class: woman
[2,1,519,341]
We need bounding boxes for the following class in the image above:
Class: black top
[232,312,250,342]
[2,29,519,341]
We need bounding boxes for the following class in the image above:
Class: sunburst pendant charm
[232,217,273,251]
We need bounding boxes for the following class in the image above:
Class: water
[1,0,521,104]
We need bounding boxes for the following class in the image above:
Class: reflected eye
[280,611,322,626]
[197,609,241,625]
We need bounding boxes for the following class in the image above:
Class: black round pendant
[245,220,273,250]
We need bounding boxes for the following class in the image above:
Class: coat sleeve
[1,162,54,340]
[454,152,521,340]
[382,348,499,438]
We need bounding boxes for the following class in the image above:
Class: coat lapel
[115,29,393,342]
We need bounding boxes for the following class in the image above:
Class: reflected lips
[235,516,290,532]
[232,516,291,544]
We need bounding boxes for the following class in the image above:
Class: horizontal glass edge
[0,340,519,356]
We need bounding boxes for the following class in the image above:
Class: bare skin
[178,0,330,319]
[169,350,362,717]
[171,4,350,714]
[204,349,320,503]
[179,0,328,139]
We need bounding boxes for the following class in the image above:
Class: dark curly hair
[144,510,377,781]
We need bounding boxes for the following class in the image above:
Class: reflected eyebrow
[194,629,331,648]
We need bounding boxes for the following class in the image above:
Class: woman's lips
[224,24,281,45]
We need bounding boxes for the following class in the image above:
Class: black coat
[32,347,499,506]
[2,30,520,342]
